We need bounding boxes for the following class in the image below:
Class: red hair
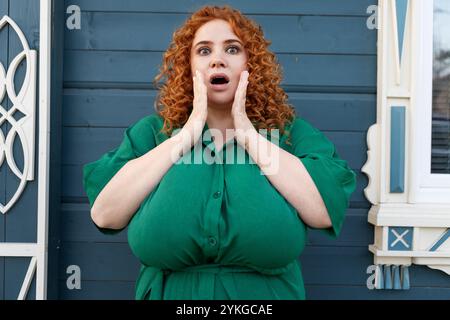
[153,5,296,141]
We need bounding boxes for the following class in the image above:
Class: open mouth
[209,74,230,86]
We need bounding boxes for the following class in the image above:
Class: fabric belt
[135,262,295,300]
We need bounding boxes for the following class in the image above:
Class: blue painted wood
[0,0,8,301]
[65,0,377,15]
[388,226,413,251]
[384,265,393,289]
[401,266,410,290]
[58,242,140,281]
[4,257,36,300]
[63,51,377,92]
[390,106,405,193]
[393,265,402,289]
[58,280,135,300]
[300,247,450,288]
[61,203,128,243]
[65,13,375,55]
[429,229,450,251]
[305,285,450,300]
[305,210,373,247]
[46,0,66,300]
[396,0,408,63]
[376,265,384,289]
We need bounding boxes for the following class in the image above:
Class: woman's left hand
[231,70,255,147]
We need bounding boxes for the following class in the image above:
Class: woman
[83,5,357,300]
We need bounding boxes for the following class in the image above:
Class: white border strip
[0,243,38,256]
[36,0,51,300]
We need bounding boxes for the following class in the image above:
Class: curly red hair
[153,5,296,142]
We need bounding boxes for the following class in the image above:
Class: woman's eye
[198,47,210,55]
[226,46,240,54]
[197,46,240,55]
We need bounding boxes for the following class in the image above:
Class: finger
[198,71,206,94]
[199,72,207,102]
[239,73,249,111]
[237,72,248,100]
[193,70,197,88]
[238,71,248,95]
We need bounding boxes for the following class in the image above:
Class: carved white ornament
[0,15,36,214]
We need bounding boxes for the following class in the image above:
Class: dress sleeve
[82,116,158,235]
[287,117,357,239]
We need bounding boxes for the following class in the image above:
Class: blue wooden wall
[58,0,450,300]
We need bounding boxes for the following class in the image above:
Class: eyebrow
[194,39,243,48]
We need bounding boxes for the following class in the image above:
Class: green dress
[82,113,356,300]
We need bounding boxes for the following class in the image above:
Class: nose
[209,56,226,69]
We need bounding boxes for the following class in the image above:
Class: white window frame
[410,0,450,203]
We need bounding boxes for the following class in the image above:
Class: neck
[206,106,235,143]
[206,105,233,129]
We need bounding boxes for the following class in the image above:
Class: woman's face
[190,19,248,109]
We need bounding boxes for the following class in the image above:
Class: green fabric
[82,113,356,300]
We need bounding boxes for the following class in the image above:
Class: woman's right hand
[180,70,208,149]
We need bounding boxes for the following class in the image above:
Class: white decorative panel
[0,14,36,214]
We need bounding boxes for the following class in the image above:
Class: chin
[207,94,234,107]
[208,101,233,109]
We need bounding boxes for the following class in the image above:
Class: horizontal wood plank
[64,0,377,16]
[65,13,375,54]
[58,242,140,281]
[305,284,450,300]
[58,280,135,300]
[63,51,376,91]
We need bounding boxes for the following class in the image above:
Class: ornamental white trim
[363,0,450,285]
[0,15,36,214]
[0,0,51,300]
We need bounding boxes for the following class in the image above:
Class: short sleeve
[287,117,357,239]
[82,115,159,235]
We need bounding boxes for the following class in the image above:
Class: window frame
[410,0,450,203]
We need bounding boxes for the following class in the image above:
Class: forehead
[193,19,239,41]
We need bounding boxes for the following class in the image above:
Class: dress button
[208,236,217,246]
[213,191,221,199]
